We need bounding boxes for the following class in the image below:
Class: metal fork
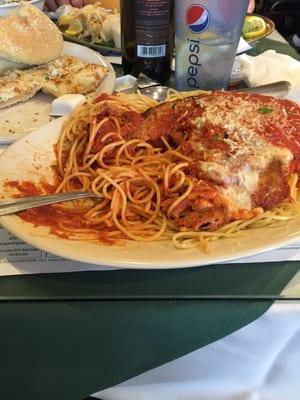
[0,191,98,216]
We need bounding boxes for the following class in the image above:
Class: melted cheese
[0,55,108,109]
[191,94,293,211]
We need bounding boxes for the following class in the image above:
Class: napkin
[236,36,252,55]
[238,50,300,88]
[92,303,300,400]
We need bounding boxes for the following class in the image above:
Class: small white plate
[1,118,300,269]
[0,41,115,145]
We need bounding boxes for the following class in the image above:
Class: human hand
[247,0,255,13]
[44,0,88,12]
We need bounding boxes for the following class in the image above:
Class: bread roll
[0,4,63,74]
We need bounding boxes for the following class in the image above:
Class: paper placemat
[1,225,300,276]
[0,227,113,275]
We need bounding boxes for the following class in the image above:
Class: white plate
[1,118,300,269]
[0,41,115,145]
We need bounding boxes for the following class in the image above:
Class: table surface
[1,31,300,400]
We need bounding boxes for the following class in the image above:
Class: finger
[247,0,255,13]
[56,0,71,6]
[45,0,59,11]
[70,0,84,8]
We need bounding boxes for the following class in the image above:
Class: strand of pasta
[56,111,191,241]
[51,91,300,251]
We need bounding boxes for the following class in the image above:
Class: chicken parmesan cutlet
[104,91,300,231]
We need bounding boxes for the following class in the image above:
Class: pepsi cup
[175,1,248,91]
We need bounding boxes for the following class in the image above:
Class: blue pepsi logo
[186,4,210,33]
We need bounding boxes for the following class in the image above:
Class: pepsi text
[187,38,201,89]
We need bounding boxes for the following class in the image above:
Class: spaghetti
[12,90,300,251]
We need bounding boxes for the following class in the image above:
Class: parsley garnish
[211,134,219,141]
[258,106,273,114]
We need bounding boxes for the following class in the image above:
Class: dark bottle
[120,0,174,84]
